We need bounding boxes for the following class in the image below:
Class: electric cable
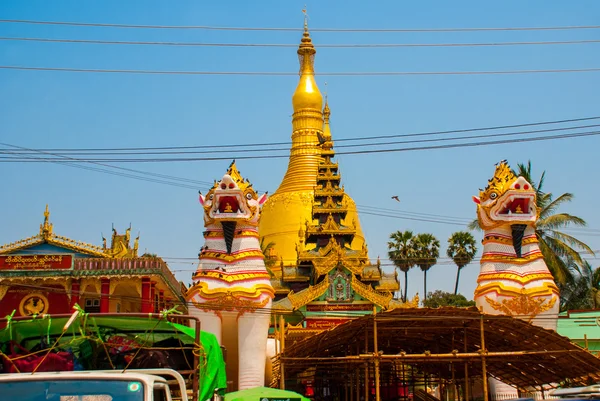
[2,19,599,32]
[3,36,600,48]
[4,123,599,157]
[4,116,598,152]
[3,129,599,162]
[2,65,600,76]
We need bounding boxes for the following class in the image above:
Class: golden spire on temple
[322,97,332,147]
[40,204,53,239]
[291,13,323,113]
[259,14,326,274]
[260,16,369,277]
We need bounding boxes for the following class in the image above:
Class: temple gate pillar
[71,279,81,308]
[100,278,110,313]
[150,281,157,312]
[159,289,165,311]
[141,277,152,313]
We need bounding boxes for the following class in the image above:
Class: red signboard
[0,255,73,270]
[306,304,373,312]
[306,318,352,330]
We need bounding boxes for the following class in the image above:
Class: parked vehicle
[0,311,227,401]
[0,368,188,401]
[550,385,600,400]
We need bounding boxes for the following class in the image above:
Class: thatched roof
[278,307,600,389]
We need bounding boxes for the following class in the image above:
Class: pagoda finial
[322,96,333,147]
[302,5,308,30]
[292,7,322,113]
[40,204,53,239]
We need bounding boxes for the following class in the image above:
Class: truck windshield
[0,379,145,401]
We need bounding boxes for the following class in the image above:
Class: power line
[4,123,598,157]
[0,143,209,190]
[2,65,600,76]
[3,129,599,162]
[2,19,600,32]
[3,36,600,48]
[4,116,599,152]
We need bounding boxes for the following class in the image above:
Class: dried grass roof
[279,307,600,389]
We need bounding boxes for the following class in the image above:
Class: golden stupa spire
[322,86,333,146]
[292,12,323,114]
[275,12,324,193]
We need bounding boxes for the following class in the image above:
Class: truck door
[153,383,172,401]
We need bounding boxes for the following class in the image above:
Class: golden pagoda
[259,21,368,276]
[259,22,408,336]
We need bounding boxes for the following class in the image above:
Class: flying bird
[391,196,400,202]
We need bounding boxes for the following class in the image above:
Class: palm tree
[559,261,600,311]
[387,230,416,302]
[515,161,594,284]
[412,233,440,301]
[447,231,478,295]
[469,161,594,286]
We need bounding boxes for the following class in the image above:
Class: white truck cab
[0,368,188,401]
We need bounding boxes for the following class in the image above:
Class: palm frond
[541,192,576,217]
[544,230,596,255]
[539,213,587,230]
[538,237,574,285]
[467,218,481,231]
[543,235,586,270]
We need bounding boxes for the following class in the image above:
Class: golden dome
[291,23,323,112]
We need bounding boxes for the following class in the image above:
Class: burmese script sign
[0,255,73,270]
[306,304,373,312]
[306,318,352,330]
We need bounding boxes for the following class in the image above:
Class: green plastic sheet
[0,315,227,401]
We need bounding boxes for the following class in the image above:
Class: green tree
[469,161,594,285]
[447,231,478,295]
[413,233,440,301]
[388,230,416,302]
[559,261,600,311]
[422,290,476,308]
[516,161,594,285]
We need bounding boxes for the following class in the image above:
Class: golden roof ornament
[40,204,54,239]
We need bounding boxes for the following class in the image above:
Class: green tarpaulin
[0,315,227,401]
[225,387,310,401]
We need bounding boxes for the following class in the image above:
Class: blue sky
[1,0,599,300]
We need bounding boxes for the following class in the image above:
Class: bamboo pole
[373,307,381,401]
[365,326,369,401]
[280,314,286,390]
[348,372,352,401]
[451,332,458,401]
[480,316,488,401]
[464,327,469,401]
[274,314,279,355]
[281,348,578,363]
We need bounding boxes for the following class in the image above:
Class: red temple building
[0,206,186,317]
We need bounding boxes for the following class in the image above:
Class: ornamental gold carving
[288,276,329,310]
[485,290,557,321]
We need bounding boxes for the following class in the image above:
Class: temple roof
[0,205,139,259]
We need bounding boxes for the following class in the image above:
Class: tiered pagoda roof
[274,102,401,311]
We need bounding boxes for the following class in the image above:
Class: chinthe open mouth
[216,196,240,214]
[498,197,533,216]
